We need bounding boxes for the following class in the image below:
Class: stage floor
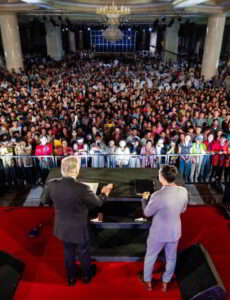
[0,206,229,300]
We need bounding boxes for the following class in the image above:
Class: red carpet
[0,206,229,300]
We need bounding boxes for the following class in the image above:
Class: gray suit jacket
[142,185,188,242]
[42,177,105,244]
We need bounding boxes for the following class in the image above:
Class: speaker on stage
[176,244,228,300]
[0,251,25,300]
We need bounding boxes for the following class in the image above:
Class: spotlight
[88,27,91,31]
[149,27,152,32]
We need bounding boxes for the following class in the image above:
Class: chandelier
[96,2,130,27]
[102,26,124,43]
[96,2,130,42]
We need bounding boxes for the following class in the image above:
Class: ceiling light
[173,0,210,8]
[96,2,130,27]
[21,0,40,3]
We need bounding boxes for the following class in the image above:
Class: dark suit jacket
[42,176,104,244]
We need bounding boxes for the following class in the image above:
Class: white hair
[61,156,81,178]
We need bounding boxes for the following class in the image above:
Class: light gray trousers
[144,237,179,283]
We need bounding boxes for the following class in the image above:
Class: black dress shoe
[68,277,77,286]
[83,265,97,284]
[83,276,92,284]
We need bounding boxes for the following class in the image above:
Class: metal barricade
[0,153,227,187]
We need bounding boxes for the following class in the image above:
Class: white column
[45,23,63,60]
[201,14,226,80]
[79,30,84,50]
[164,23,179,62]
[140,30,146,50]
[0,13,23,72]
[68,30,76,53]
[149,32,157,54]
[195,40,201,55]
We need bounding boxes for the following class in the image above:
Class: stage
[0,206,229,300]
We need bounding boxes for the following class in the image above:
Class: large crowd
[0,52,230,186]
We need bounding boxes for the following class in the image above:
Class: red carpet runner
[0,206,229,300]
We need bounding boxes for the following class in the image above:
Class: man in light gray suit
[140,165,188,292]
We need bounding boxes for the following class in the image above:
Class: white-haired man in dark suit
[42,156,113,286]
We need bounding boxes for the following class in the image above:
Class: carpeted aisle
[0,206,229,300]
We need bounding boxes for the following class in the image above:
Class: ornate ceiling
[0,0,229,22]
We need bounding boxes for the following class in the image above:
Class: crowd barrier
[0,153,228,187]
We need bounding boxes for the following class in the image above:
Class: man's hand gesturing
[101,184,113,196]
[142,191,150,200]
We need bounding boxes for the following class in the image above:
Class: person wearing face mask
[0,139,17,186]
[35,136,53,184]
[167,138,179,166]
[116,140,130,167]
[74,137,89,168]
[141,140,156,168]
[178,134,193,184]
[90,133,106,168]
[107,140,117,168]
[155,138,166,169]
[70,131,78,148]
[190,135,206,183]
[200,133,215,182]
[15,140,33,186]
[129,138,141,168]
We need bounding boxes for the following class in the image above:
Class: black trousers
[63,240,91,280]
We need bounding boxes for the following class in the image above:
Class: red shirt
[35,144,52,156]
[211,141,228,166]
